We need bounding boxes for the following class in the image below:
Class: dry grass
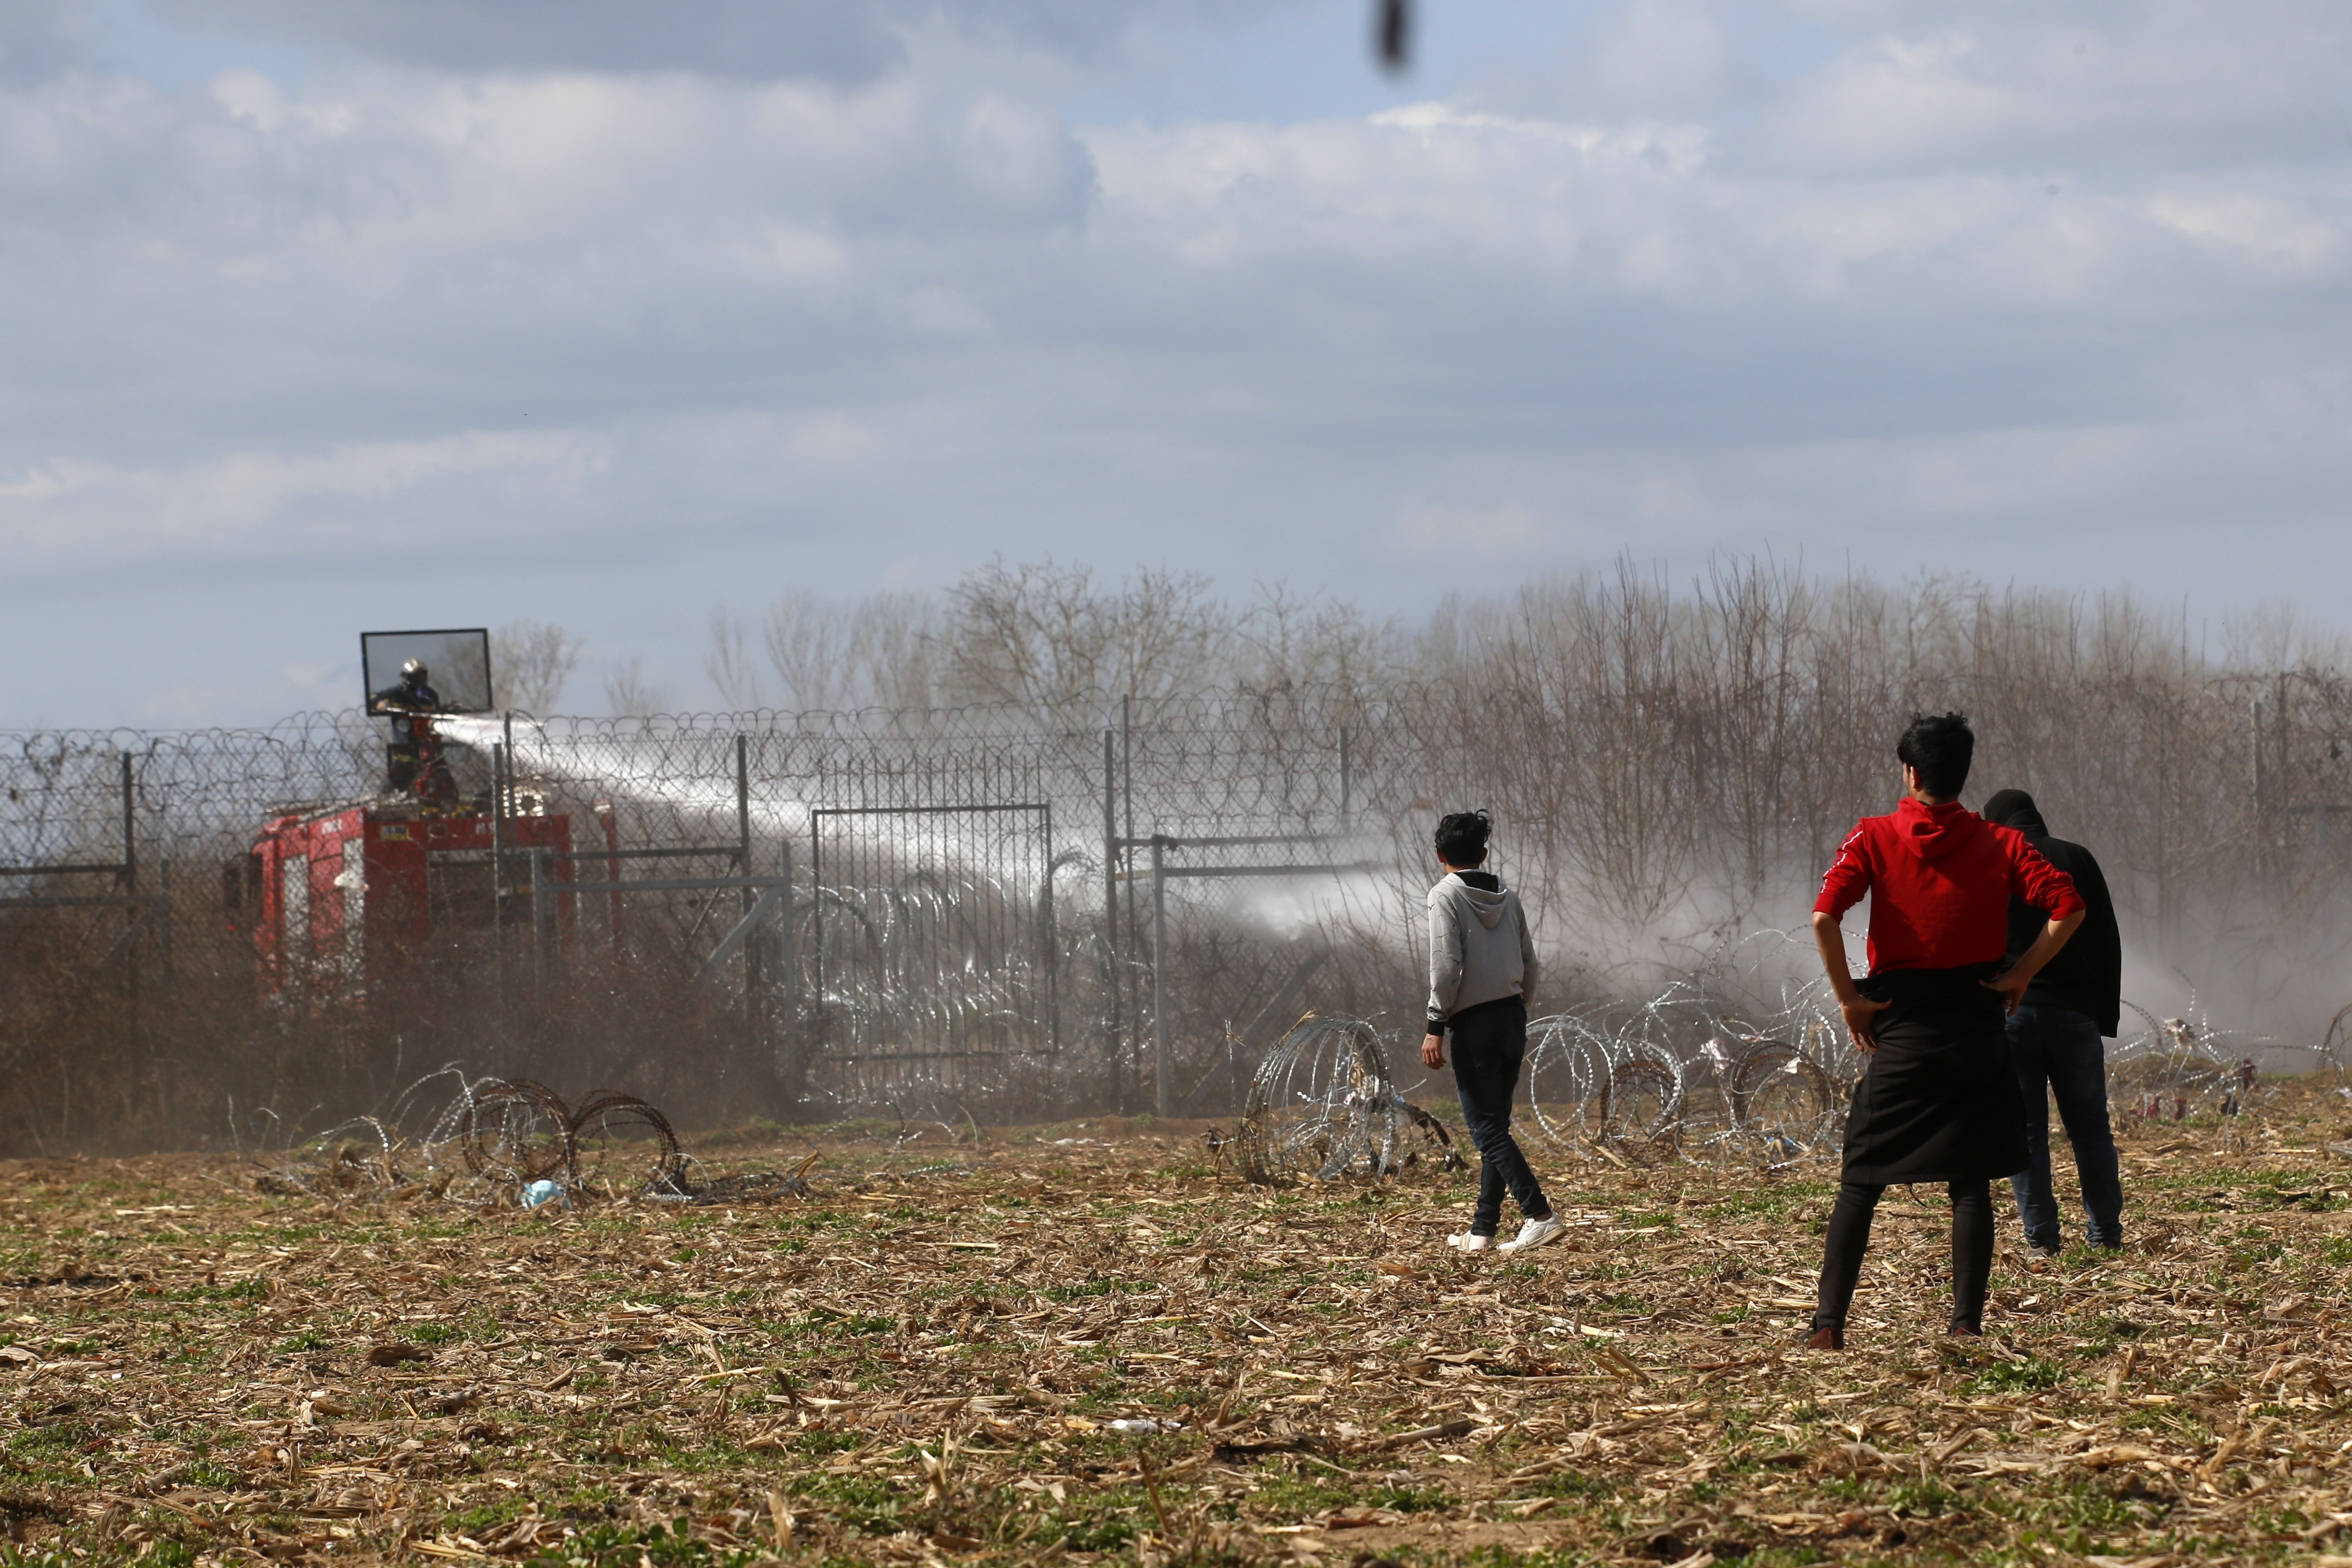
[2,1090,2350,1568]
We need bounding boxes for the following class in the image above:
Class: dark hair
[1896,712,1974,799]
[1434,809,1492,867]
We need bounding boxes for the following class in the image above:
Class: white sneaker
[1496,1215,1568,1254]
[1446,1231,1493,1253]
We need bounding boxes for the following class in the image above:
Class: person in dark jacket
[1803,714,2084,1348]
[370,660,453,804]
[1980,789,2124,1260]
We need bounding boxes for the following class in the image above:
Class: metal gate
[808,804,1058,1106]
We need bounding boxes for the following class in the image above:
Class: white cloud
[1751,1,2352,174]
[0,429,612,570]
[0,0,2349,725]
[1589,0,1732,112]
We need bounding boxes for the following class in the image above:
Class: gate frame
[807,802,1059,1093]
[0,752,167,993]
[1118,832,1379,1117]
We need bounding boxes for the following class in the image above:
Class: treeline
[5,554,2349,1155]
[1382,565,2343,972]
[698,561,1392,716]
[683,557,2352,1015]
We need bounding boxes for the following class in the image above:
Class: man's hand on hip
[1985,913,2080,1017]
[1983,970,2031,1015]
[1422,1032,1446,1071]
[1840,995,1891,1053]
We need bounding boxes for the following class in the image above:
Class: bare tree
[1235,582,1399,695]
[939,558,1230,712]
[603,658,670,718]
[490,621,584,715]
[749,591,941,711]
[850,593,944,711]
[759,593,858,710]
[706,608,766,710]
[724,564,1385,717]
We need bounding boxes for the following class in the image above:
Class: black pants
[1449,997,1550,1236]
[1812,1179,1994,1333]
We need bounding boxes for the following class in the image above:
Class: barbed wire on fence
[4,685,2349,1154]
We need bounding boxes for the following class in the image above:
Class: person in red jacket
[1802,713,2086,1348]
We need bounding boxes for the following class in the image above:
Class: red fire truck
[246,801,574,1000]
[240,627,582,1000]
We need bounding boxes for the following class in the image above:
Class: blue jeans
[2006,1004,2123,1250]
[1449,997,1550,1236]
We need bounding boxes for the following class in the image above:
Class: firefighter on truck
[369,659,460,813]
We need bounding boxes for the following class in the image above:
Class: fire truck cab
[245,800,573,1000]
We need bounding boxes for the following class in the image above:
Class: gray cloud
[0,2,97,85]
[152,0,900,80]
[141,0,1312,82]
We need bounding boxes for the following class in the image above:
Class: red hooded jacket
[1814,799,2085,974]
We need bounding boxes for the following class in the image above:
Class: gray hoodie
[1425,870,1538,1029]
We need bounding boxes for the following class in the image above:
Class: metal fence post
[119,753,136,891]
[1121,695,1138,1115]
[491,742,511,1013]
[1102,728,1120,1110]
[736,735,763,1078]
[119,753,138,1005]
[1042,804,1060,1059]
[529,848,552,996]
[490,741,507,933]
[1152,833,1169,1119]
[2250,696,2269,881]
[158,858,174,981]
[2276,671,2292,876]
[777,836,799,1113]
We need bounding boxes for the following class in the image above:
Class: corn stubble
[1,1088,2348,1566]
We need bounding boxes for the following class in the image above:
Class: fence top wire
[4,663,2344,970]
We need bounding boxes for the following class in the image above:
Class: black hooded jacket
[1980,789,2122,1035]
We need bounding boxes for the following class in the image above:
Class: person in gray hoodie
[1422,810,1566,1255]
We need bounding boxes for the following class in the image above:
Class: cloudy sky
[3,0,2348,725]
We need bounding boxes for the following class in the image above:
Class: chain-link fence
[4,668,2349,1155]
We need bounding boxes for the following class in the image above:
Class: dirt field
[2,1089,2350,1568]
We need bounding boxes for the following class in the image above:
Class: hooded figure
[1425,869,1539,1028]
[1421,810,1562,1258]
[1978,789,2122,1036]
[1977,788,2127,1257]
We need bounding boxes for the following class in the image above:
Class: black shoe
[1796,1323,1844,1350]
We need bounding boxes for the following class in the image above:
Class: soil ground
[2,1088,2350,1567]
